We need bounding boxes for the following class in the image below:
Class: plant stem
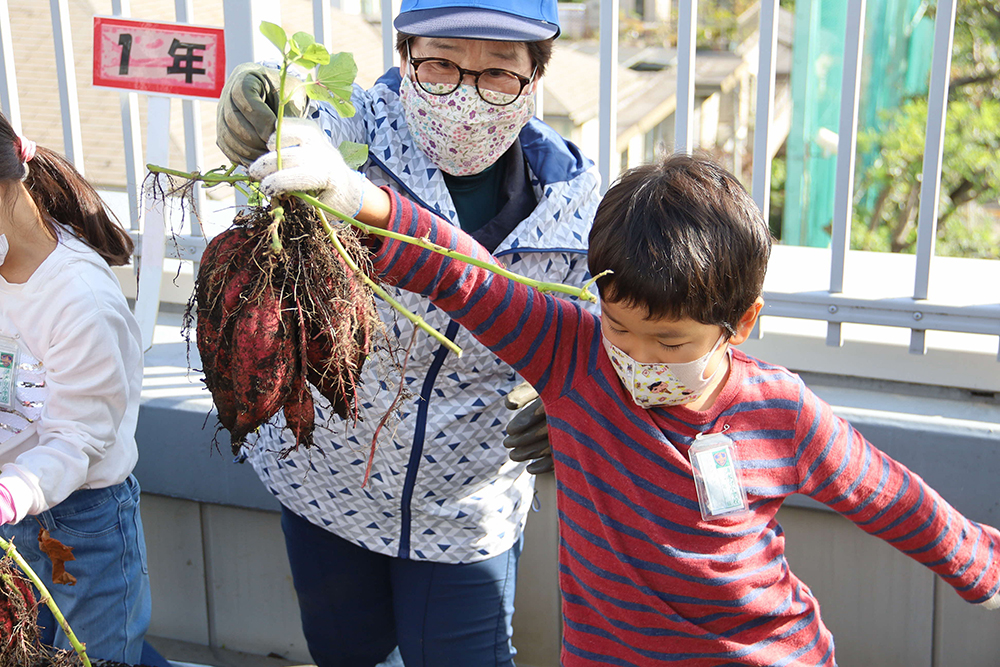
[316,208,463,357]
[146,164,250,184]
[142,165,599,305]
[269,206,285,254]
[299,193,598,303]
[0,536,92,667]
[276,64,289,173]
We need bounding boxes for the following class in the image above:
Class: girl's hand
[0,482,15,525]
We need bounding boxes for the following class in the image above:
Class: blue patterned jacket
[248,68,600,563]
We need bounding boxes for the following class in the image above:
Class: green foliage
[259,21,356,118]
[339,141,369,170]
[852,0,1000,257]
[309,53,358,117]
[258,21,362,171]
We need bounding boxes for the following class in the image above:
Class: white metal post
[0,1,21,133]
[50,0,85,173]
[383,0,402,72]
[223,0,282,73]
[135,97,172,351]
[826,0,866,348]
[176,0,206,228]
[750,0,779,219]
[111,0,144,232]
[674,0,698,154]
[314,0,332,48]
[910,0,957,355]
[598,0,619,193]
[223,0,281,210]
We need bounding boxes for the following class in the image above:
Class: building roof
[5,0,384,190]
[544,40,751,150]
[5,2,775,190]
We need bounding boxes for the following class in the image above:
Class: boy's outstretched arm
[249,126,591,397]
[365,189,592,396]
[793,383,1000,609]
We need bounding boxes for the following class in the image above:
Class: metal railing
[0,0,996,360]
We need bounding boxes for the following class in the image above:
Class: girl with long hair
[0,112,151,663]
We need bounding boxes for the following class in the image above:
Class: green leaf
[292,32,316,50]
[316,53,358,94]
[303,81,355,117]
[338,141,369,170]
[294,43,331,68]
[259,22,287,53]
[312,52,358,117]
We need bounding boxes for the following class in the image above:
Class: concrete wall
[135,319,1000,666]
[137,387,1000,667]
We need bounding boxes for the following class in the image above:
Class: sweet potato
[227,286,298,452]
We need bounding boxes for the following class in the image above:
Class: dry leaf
[37,528,76,586]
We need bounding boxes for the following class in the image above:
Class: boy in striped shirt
[253,142,1000,666]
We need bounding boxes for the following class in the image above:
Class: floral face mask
[602,334,730,408]
[399,72,535,177]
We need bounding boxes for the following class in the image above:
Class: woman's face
[403,37,536,96]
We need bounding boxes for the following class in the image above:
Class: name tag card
[689,432,749,521]
[0,336,20,411]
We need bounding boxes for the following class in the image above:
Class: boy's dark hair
[588,154,771,334]
[0,113,133,266]
[396,33,555,78]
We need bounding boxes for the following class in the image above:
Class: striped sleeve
[371,188,597,398]
[794,382,1000,604]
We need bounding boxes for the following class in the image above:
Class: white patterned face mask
[399,72,535,176]
[602,334,729,408]
[0,234,8,267]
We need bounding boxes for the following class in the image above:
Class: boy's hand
[249,118,366,217]
[504,383,554,475]
[983,591,1000,611]
[216,63,308,166]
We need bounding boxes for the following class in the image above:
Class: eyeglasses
[406,43,535,107]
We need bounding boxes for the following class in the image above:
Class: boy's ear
[729,297,764,345]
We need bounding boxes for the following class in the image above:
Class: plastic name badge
[0,335,19,411]
[689,432,749,521]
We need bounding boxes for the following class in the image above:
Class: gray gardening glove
[216,62,308,166]
[504,382,554,475]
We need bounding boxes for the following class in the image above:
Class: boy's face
[600,300,731,371]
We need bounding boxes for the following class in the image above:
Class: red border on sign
[93,16,226,99]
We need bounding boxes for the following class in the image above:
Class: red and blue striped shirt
[372,190,1000,666]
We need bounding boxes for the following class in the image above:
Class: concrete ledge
[133,316,279,512]
[133,318,1000,526]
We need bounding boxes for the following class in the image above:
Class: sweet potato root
[192,202,383,456]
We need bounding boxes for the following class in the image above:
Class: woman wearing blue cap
[215,2,598,665]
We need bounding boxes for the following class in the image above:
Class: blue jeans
[281,506,522,667]
[0,475,151,664]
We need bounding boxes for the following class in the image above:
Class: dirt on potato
[191,198,382,456]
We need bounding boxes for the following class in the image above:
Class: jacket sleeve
[0,306,139,519]
[793,381,1000,605]
[371,188,599,401]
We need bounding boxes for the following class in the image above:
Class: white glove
[982,590,1000,611]
[248,117,366,217]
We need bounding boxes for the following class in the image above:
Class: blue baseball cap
[394,0,560,42]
